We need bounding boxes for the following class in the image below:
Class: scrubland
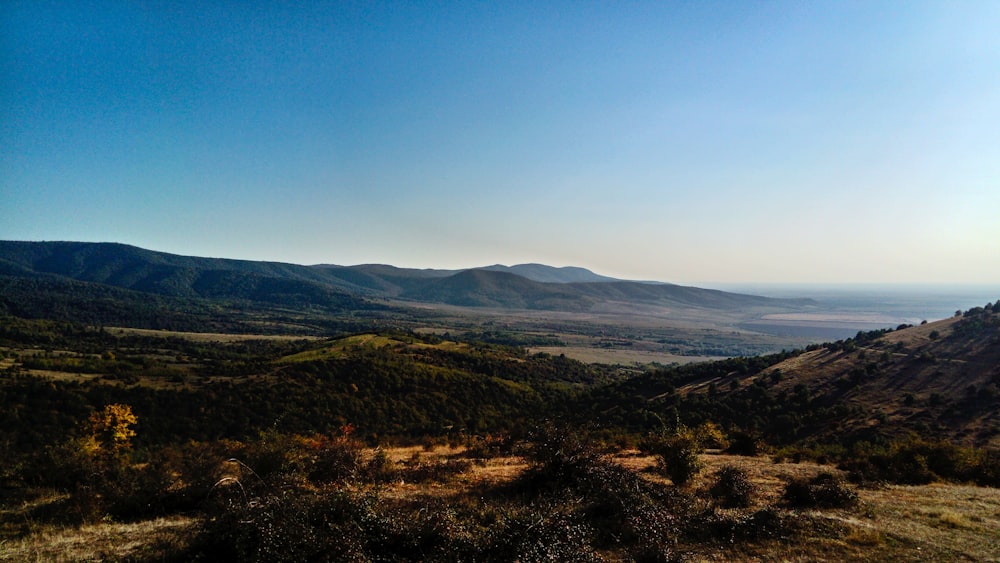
[3,431,998,562]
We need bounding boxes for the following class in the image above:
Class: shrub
[194,486,369,562]
[684,507,789,544]
[783,473,858,509]
[726,431,768,457]
[644,426,704,486]
[464,432,514,459]
[520,423,603,491]
[481,503,601,562]
[708,465,756,508]
[301,432,366,484]
[695,421,730,450]
[398,457,471,484]
[513,424,686,560]
[840,437,999,486]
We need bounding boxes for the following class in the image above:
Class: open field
[528,345,724,366]
[107,327,321,343]
[400,300,819,357]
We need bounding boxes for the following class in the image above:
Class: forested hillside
[0,321,612,451]
[0,241,813,314]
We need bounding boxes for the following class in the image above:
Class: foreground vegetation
[1,302,998,560]
[3,422,999,562]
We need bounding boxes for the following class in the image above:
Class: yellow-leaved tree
[87,403,138,456]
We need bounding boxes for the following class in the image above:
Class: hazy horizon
[6,238,998,302]
[3,2,999,284]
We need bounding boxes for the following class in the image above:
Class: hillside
[0,241,811,317]
[0,240,374,299]
[0,321,611,450]
[401,269,597,310]
[751,306,1000,447]
[587,303,1000,448]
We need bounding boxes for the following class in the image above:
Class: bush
[520,423,603,491]
[684,507,789,544]
[301,432,366,484]
[726,431,768,457]
[481,503,601,562]
[194,486,371,562]
[644,426,704,486]
[695,421,729,450]
[512,424,687,560]
[783,473,858,509]
[708,465,756,508]
[464,433,514,459]
[398,457,471,484]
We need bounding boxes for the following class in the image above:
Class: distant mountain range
[0,241,812,314]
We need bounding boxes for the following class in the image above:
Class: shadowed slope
[0,241,812,315]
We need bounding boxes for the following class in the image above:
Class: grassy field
[107,327,321,342]
[528,345,724,366]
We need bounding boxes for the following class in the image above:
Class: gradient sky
[3,1,999,284]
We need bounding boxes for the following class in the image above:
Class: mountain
[399,269,812,312]
[479,263,620,284]
[0,240,810,316]
[401,269,594,310]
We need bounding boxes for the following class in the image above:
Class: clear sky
[3,1,999,284]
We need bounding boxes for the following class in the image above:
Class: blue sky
[3,1,999,284]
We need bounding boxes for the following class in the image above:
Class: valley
[1,241,998,561]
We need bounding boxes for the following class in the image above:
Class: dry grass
[0,515,198,562]
[377,445,528,501]
[613,451,1000,561]
[859,483,1000,561]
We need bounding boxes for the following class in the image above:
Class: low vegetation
[5,423,1000,561]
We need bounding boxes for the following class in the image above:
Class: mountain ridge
[0,240,813,314]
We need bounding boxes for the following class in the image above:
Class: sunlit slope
[579,304,999,448]
[276,333,469,363]
[754,308,1000,446]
